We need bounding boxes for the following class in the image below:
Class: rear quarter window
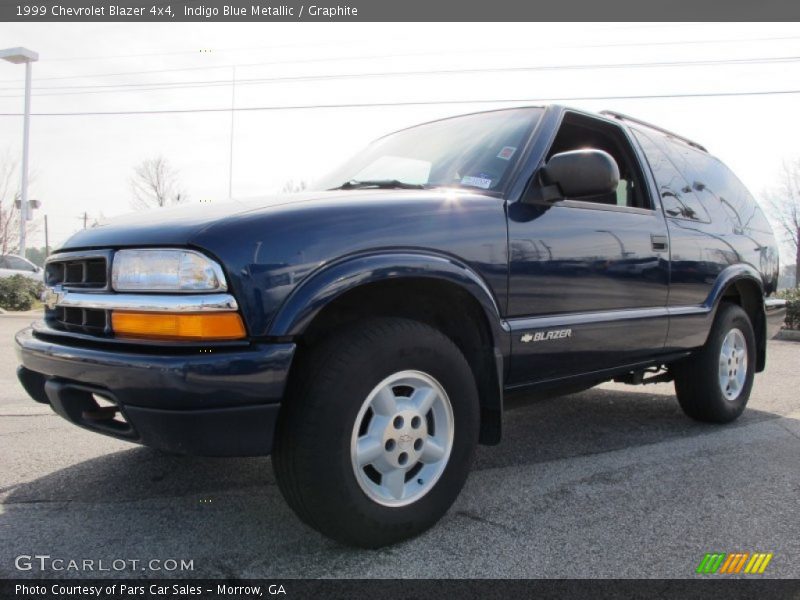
[661,138,772,235]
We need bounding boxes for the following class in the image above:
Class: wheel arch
[268,251,509,445]
[706,265,767,372]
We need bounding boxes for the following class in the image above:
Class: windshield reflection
[312,108,543,193]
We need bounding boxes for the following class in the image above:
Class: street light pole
[0,47,38,258]
[228,65,236,201]
[19,59,32,255]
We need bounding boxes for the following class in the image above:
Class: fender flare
[268,251,507,343]
[703,263,765,311]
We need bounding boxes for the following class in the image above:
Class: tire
[673,302,756,423]
[272,317,480,548]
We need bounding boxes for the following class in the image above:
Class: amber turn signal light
[111,311,246,341]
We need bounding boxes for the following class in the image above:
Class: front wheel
[272,318,479,547]
[673,302,756,423]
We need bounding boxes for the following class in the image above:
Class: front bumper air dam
[15,325,295,457]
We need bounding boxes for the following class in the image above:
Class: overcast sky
[0,22,799,263]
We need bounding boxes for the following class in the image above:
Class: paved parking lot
[1,313,799,579]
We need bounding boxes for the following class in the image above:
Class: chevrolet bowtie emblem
[43,286,65,310]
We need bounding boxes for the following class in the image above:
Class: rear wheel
[272,317,479,547]
[673,302,755,423]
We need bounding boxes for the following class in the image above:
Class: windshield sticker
[461,175,492,189]
[497,146,517,160]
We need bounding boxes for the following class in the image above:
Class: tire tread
[673,302,755,423]
[272,317,479,547]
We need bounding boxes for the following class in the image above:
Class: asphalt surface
[1,313,799,579]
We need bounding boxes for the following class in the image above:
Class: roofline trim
[599,110,708,153]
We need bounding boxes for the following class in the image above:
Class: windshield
[312,108,543,193]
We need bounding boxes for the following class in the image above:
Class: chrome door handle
[651,234,669,252]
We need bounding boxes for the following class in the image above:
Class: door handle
[651,234,669,252]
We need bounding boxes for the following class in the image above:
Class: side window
[662,141,772,234]
[0,256,8,268]
[545,113,650,209]
[631,127,710,222]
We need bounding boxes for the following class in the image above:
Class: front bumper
[15,324,295,456]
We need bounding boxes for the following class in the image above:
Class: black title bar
[4,579,800,600]
[2,0,800,22]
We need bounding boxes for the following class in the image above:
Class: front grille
[46,306,109,336]
[45,250,110,290]
[44,250,113,336]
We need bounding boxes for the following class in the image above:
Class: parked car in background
[15,105,787,548]
[0,254,42,281]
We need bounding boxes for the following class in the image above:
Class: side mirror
[538,149,620,201]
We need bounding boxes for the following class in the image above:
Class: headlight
[111,249,227,292]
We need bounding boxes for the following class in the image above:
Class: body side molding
[506,306,671,333]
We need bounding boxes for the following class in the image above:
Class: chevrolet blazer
[16,105,786,547]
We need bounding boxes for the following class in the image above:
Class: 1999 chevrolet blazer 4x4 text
[16,106,786,547]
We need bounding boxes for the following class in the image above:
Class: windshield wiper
[333,179,428,190]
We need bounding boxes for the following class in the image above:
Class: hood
[56,189,493,251]
[57,192,343,251]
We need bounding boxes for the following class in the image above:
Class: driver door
[506,110,670,385]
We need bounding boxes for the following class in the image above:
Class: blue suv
[16,106,786,547]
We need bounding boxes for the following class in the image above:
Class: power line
[18,31,800,63]
[579,33,800,49]
[38,37,404,62]
[1,87,799,117]
[2,33,798,85]
[0,48,501,84]
[1,54,798,98]
[12,32,800,64]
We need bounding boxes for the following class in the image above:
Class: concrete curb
[0,309,40,318]
[774,329,800,342]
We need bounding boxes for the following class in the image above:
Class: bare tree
[130,156,187,209]
[90,211,107,228]
[0,152,27,255]
[281,179,307,194]
[0,151,43,255]
[764,159,800,287]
